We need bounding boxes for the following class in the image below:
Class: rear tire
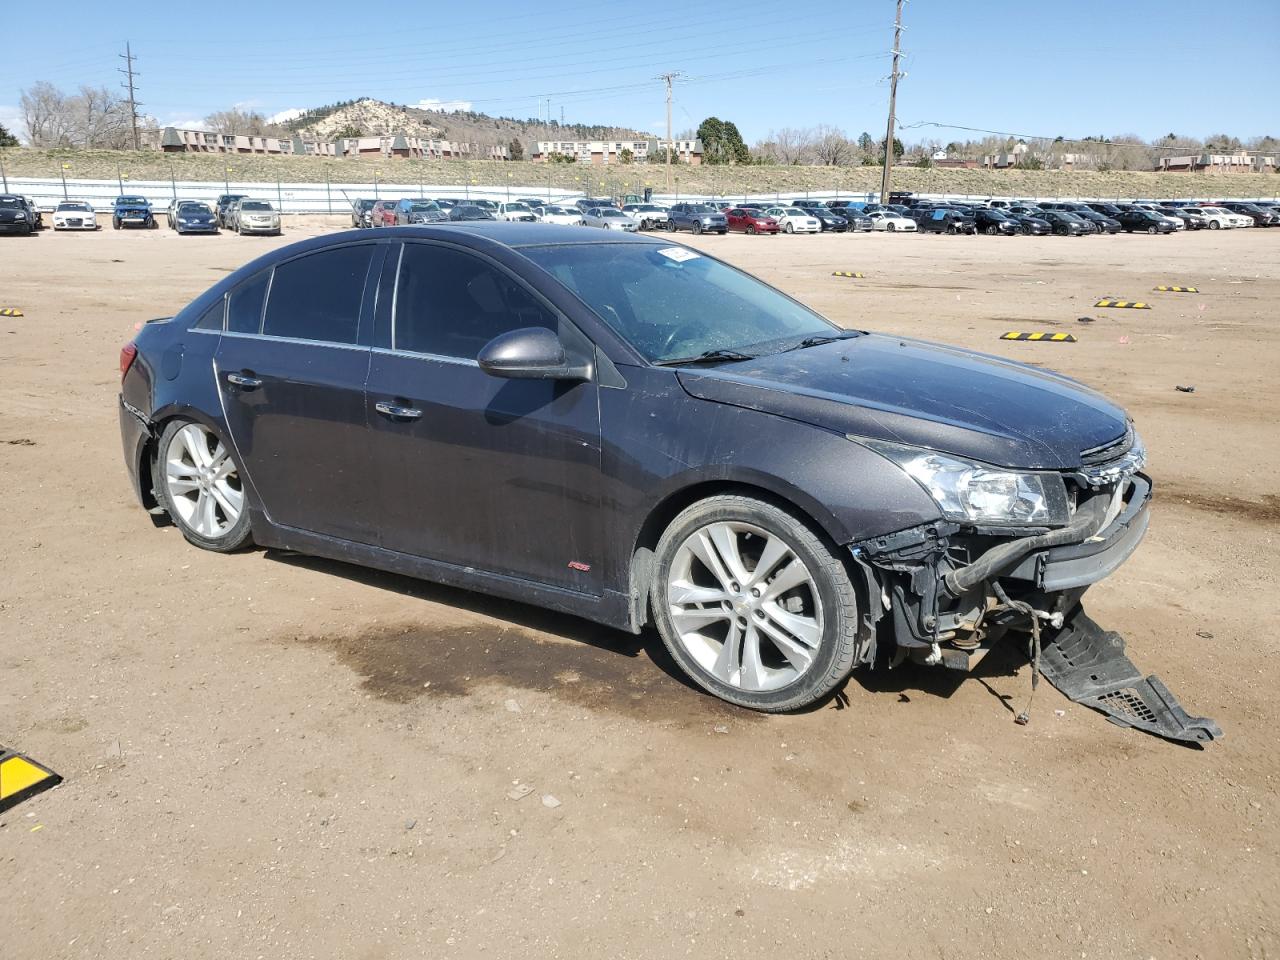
[153,420,253,553]
[746,225,755,235]
[784,222,794,234]
[652,495,861,713]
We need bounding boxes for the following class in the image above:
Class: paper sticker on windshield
[657,247,700,262]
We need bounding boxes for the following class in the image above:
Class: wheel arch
[625,476,855,633]
[136,405,250,514]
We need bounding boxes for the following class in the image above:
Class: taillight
[120,342,138,381]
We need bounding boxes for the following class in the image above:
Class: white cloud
[231,99,261,112]
[266,107,305,125]
[413,98,472,113]
[171,118,211,131]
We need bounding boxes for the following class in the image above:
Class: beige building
[155,127,509,161]
[530,137,702,165]
[1157,153,1257,174]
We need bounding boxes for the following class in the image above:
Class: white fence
[3,175,1274,214]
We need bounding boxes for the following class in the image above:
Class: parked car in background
[118,222,1165,721]
[496,201,538,223]
[1084,202,1124,218]
[972,207,1021,236]
[1168,206,1207,229]
[1004,210,1051,235]
[667,203,728,235]
[1196,206,1249,229]
[913,207,976,234]
[515,198,546,209]
[866,210,916,232]
[171,201,219,234]
[806,206,849,232]
[582,207,639,232]
[1075,209,1121,234]
[434,198,458,210]
[621,203,671,230]
[19,196,43,230]
[112,195,156,230]
[52,200,98,230]
[725,207,779,234]
[763,206,821,234]
[467,199,499,214]
[1115,210,1173,234]
[1154,206,1202,230]
[351,199,376,228]
[232,199,281,235]
[0,194,36,235]
[369,200,399,228]
[448,204,497,221]
[215,194,247,228]
[396,199,449,225]
[1037,210,1090,236]
[1221,201,1279,227]
[534,205,584,226]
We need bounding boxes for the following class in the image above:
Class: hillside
[4,147,1277,201]
[285,98,650,149]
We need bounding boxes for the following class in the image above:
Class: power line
[879,0,905,203]
[118,42,141,151]
[897,120,1225,157]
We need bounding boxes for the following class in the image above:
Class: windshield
[58,202,91,211]
[522,243,839,363]
[599,209,626,217]
[179,203,211,214]
[505,203,530,212]
[117,196,147,205]
[543,206,570,215]
[0,198,20,209]
[241,201,272,211]
[410,202,439,211]
[985,210,1008,220]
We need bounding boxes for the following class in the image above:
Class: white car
[496,201,537,222]
[866,210,917,232]
[534,205,584,226]
[582,207,639,232]
[52,200,98,230]
[764,206,821,234]
[621,203,670,230]
[1198,206,1251,229]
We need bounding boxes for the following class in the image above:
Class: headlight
[14,211,25,220]
[859,439,1069,525]
[177,218,188,224]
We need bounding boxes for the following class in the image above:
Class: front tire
[784,222,794,234]
[154,420,252,553]
[692,220,702,235]
[1147,226,1157,235]
[652,495,861,712]
[1209,219,1220,230]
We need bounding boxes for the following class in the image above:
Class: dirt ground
[1,218,1277,959]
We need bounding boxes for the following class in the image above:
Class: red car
[370,199,398,227]
[726,207,779,235]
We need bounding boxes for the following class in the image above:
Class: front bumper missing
[1038,609,1222,744]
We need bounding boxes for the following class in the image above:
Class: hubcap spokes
[668,522,822,692]
[165,424,243,538]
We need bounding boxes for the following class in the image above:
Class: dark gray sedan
[116,224,1215,740]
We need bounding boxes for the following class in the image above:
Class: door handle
[375,401,423,420]
[226,372,263,388]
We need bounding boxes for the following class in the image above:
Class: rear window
[262,245,374,344]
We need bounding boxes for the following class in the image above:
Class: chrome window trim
[371,345,479,367]
[218,330,371,352]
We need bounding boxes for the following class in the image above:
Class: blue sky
[2,0,1276,144]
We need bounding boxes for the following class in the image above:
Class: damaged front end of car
[848,428,1222,745]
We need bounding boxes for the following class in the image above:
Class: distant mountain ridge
[286,97,651,146]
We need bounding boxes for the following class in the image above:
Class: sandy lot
[1,218,1276,959]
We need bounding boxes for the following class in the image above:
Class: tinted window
[394,244,556,359]
[262,245,374,344]
[227,271,269,334]
[193,296,226,331]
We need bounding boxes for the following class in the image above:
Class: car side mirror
[477,327,593,381]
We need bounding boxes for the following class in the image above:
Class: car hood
[675,333,1128,469]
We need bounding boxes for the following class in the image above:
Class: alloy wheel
[164,423,244,539]
[666,521,823,692]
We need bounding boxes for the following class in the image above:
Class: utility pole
[657,72,682,193]
[118,42,142,151]
[878,0,905,204]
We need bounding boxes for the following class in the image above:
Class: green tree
[508,138,524,160]
[696,116,749,164]
[857,131,874,153]
[878,136,904,163]
[334,123,364,140]
[618,148,634,164]
[0,123,17,147]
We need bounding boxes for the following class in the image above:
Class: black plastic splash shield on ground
[1038,610,1223,745]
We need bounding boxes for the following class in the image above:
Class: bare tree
[767,127,814,165]
[203,108,285,137]
[812,125,852,166]
[21,81,72,146]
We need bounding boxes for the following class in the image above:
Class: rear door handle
[375,401,423,420]
[226,372,263,388]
